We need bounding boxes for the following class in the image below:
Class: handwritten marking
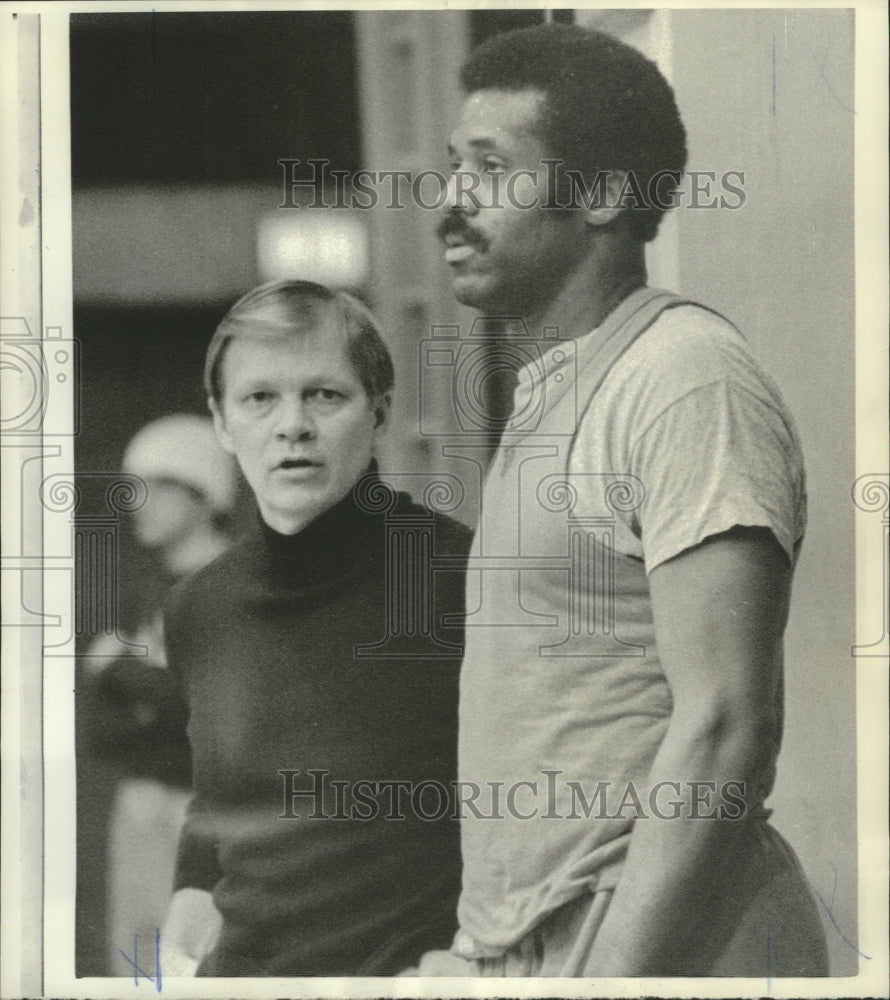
[808,39,856,115]
[118,927,162,992]
[809,863,871,960]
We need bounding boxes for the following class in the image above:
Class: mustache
[435,212,489,251]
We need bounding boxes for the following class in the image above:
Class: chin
[452,278,503,314]
[454,270,534,318]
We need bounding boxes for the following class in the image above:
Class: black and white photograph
[1,3,887,998]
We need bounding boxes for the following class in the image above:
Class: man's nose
[275,397,316,441]
[444,170,481,216]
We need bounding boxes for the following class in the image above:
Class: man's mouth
[276,458,322,473]
[442,231,487,265]
[444,241,477,265]
[438,217,487,264]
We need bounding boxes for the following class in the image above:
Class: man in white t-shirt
[417,23,828,978]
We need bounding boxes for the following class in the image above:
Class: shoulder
[616,304,763,397]
[431,509,474,557]
[570,303,807,568]
[390,491,474,558]
[163,537,252,633]
[588,303,801,454]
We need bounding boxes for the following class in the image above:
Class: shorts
[452,822,829,977]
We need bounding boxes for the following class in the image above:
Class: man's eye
[483,159,506,174]
[310,388,343,403]
[245,390,273,405]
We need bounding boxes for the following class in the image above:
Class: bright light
[256,211,370,289]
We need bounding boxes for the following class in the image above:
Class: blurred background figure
[83,414,237,975]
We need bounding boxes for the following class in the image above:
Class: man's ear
[372,393,392,432]
[208,397,235,455]
[583,169,630,228]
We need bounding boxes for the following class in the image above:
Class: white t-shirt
[454,302,806,956]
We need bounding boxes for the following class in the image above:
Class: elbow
[671,698,775,778]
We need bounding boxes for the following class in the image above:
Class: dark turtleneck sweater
[164,473,471,976]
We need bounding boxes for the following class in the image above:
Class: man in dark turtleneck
[160,280,471,976]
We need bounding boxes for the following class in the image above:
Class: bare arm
[581,526,790,976]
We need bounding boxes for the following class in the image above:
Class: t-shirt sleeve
[627,377,806,573]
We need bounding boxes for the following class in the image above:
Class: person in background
[413,23,828,977]
[161,280,471,976]
[85,414,237,975]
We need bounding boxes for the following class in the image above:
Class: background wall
[662,10,856,975]
[72,8,859,976]
[670,14,857,978]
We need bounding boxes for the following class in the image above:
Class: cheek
[222,428,265,482]
[494,208,554,254]
[334,413,378,458]
[505,174,541,210]
[225,417,265,450]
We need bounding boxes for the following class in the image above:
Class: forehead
[451,88,548,153]
[221,315,354,380]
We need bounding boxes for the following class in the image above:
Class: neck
[254,468,389,585]
[258,463,379,538]
[512,233,647,341]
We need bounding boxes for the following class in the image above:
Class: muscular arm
[582,526,790,976]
